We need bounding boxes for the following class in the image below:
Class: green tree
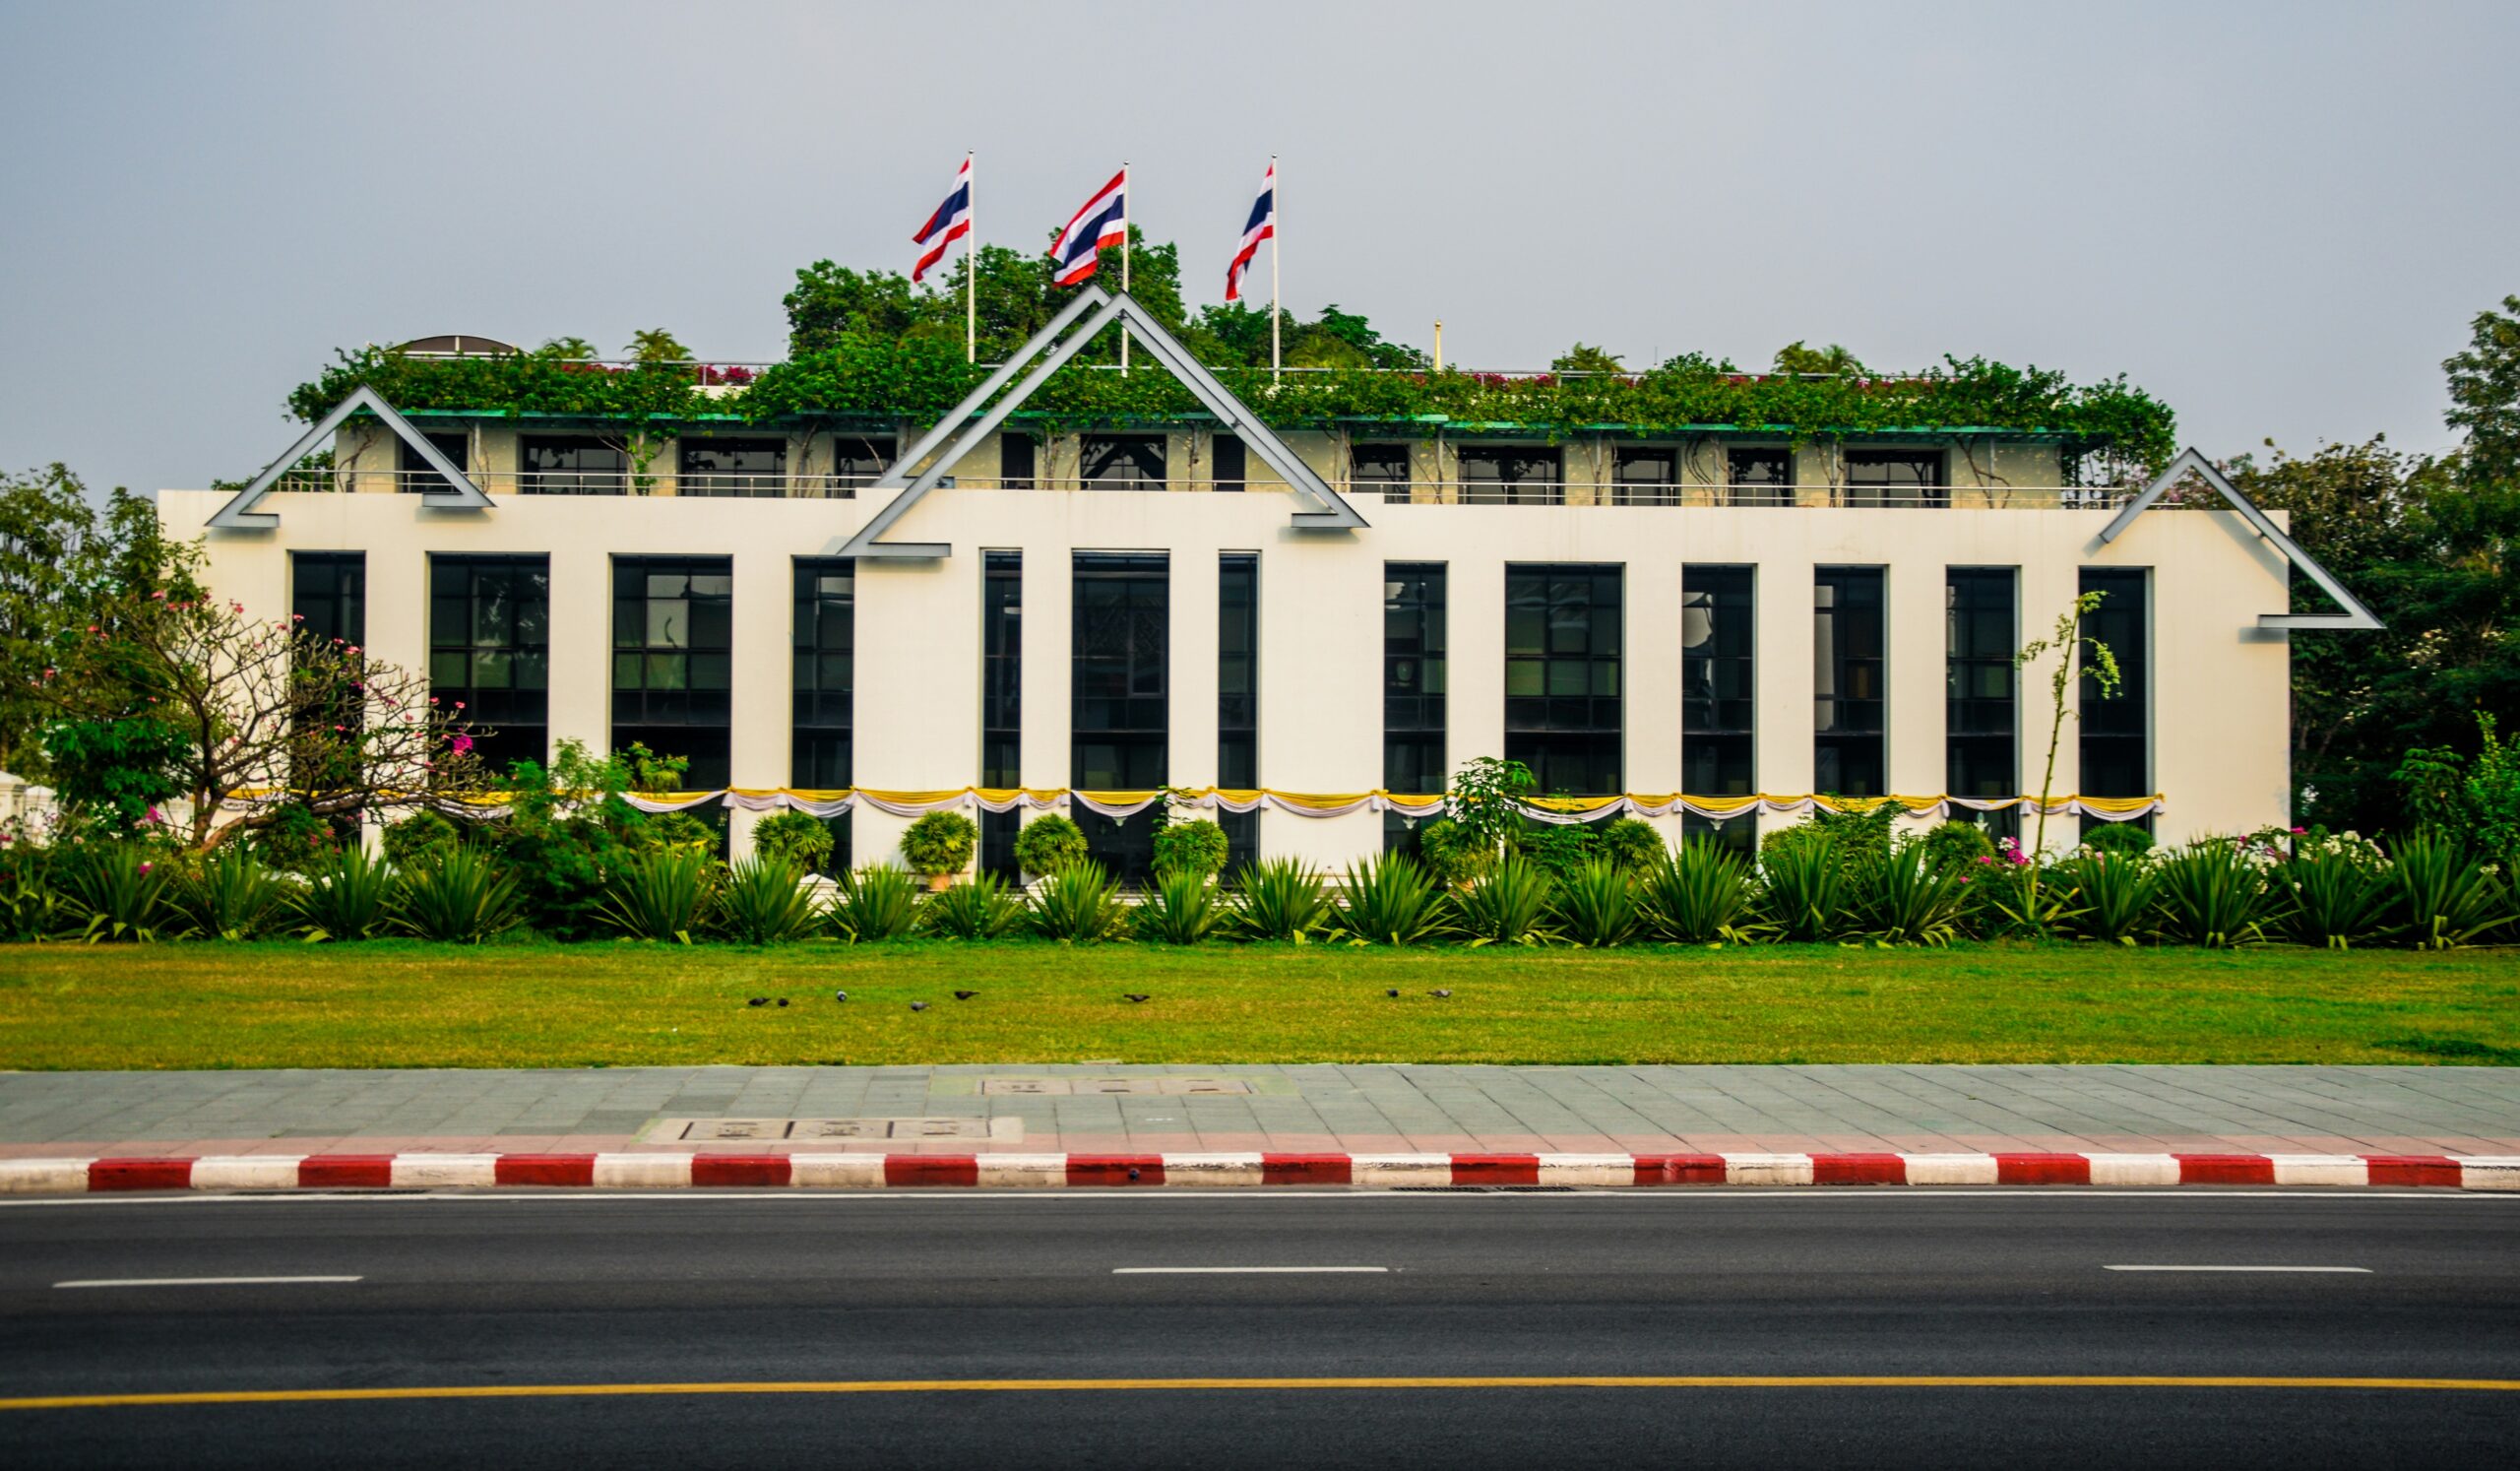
[1550,344,1627,375]
[784,262,928,355]
[627,329,692,364]
[1773,341,1867,376]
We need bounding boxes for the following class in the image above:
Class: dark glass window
[398,431,470,492]
[613,556,733,788]
[1353,442,1412,503]
[1814,567,1886,798]
[1212,433,1247,492]
[791,558,853,792]
[2079,567,2150,810]
[1218,554,1260,874]
[1000,433,1038,489]
[832,435,892,492]
[1682,563,1756,859]
[1384,563,1448,797]
[1461,447,1563,506]
[428,554,549,777]
[1082,434,1166,489]
[1947,570,2019,834]
[1844,449,1945,508]
[1505,564,1622,795]
[681,437,786,498]
[1073,553,1168,882]
[292,552,365,648]
[520,436,626,496]
[1728,447,1792,507]
[1613,447,1679,507]
[979,550,1025,882]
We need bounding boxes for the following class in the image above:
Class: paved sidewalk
[0,1064,2514,1160]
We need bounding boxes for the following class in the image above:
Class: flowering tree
[34,590,488,850]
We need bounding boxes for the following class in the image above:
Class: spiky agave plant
[1454,854,1558,945]
[1550,858,1639,947]
[292,845,396,941]
[388,847,524,943]
[2385,833,2518,951]
[1855,846,1973,947]
[58,844,181,942]
[1332,855,1455,945]
[1135,868,1230,945]
[1230,857,1331,941]
[1025,862,1131,943]
[1754,838,1847,943]
[171,847,295,941]
[2272,836,2394,950]
[2151,839,2272,948]
[922,872,1027,939]
[1637,842,1760,944]
[715,855,825,944]
[595,848,719,943]
[2053,848,2162,946]
[827,865,924,943]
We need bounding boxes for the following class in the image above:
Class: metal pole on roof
[965,151,976,364]
[1270,155,1282,382]
[1119,160,1131,376]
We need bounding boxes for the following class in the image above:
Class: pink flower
[451,733,474,755]
[139,862,153,873]
[2291,826,2306,835]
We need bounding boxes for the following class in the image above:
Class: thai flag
[911,156,972,285]
[1225,160,1275,302]
[1049,167,1127,288]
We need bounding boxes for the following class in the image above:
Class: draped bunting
[333,786,2166,823]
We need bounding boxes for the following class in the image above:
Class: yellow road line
[6,1375,2519,1411]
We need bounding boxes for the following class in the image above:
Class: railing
[258,470,2142,511]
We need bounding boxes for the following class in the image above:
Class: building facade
[167,315,2347,876]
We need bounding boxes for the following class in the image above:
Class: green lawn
[1,939,2515,1070]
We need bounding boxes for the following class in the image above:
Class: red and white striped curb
[2,1151,2515,1193]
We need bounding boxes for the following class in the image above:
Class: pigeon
[954,991,977,1001]
[776,998,789,1008]
[1431,989,1452,998]
[1386,989,1399,998]
[834,991,848,1003]
[1122,993,1151,1003]
[910,1001,930,1012]
[747,996,768,1007]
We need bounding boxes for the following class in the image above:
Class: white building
[166,296,2378,878]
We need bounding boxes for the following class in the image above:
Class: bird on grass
[955,991,977,1001]
[834,991,848,1003]
[910,1001,931,1012]
[1431,989,1452,998]
[776,998,789,1007]
[1386,989,1399,998]
[1122,993,1151,1003]
[747,997,768,1007]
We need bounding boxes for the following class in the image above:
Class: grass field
[1,938,2514,1070]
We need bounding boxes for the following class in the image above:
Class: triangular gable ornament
[2099,447,2382,631]
[208,386,493,531]
[841,287,1367,558]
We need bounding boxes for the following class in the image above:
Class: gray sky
[3,1,2514,497]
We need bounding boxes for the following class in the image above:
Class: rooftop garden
[287,235,2177,476]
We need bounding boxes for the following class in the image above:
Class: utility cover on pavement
[977,1078,1254,1097]
[646,1118,1019,1142]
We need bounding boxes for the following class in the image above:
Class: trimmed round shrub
[1012,812,1088,878]
[752,809,836,874]
[2082,821,2157,857]
[382,809,461,868]
[900,810,978,878]
[1599,817,1665,872]
[1151,817,1230,878]
[1918,819,1998,872]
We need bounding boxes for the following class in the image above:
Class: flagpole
[964,152,976,364]
[1119,160,1131,375]
[1270,156,1281,382]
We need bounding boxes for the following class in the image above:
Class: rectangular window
[428,554,549,776]
[1947,569,2019,838]
[613,556,733,789]
[1728,447,1792,507]
[1073,552,1168,881]
[1081,433,1166,489]
[291,551,365,648]
[1843,449,1945,508]
[1382,562,1447,855]
[681,437,787,498]
[520,436,626,496]
[1461,446,1563,506]
[1505,564,1622,795]
[1353,442,1412,504]
[2079,568,2151,835]
[999,433,1038,489]
[1682,564,1756,856]
[1212,433,1247,492]
[1613,447,1679,507]
[1217,553,1260,871]
[831,435,891,493]
[789,557,854,872]
[979,552,1024,880]
[398,431,470,493]
[1814,567,1886,798]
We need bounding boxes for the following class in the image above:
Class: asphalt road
[1,1189,2514,1469]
